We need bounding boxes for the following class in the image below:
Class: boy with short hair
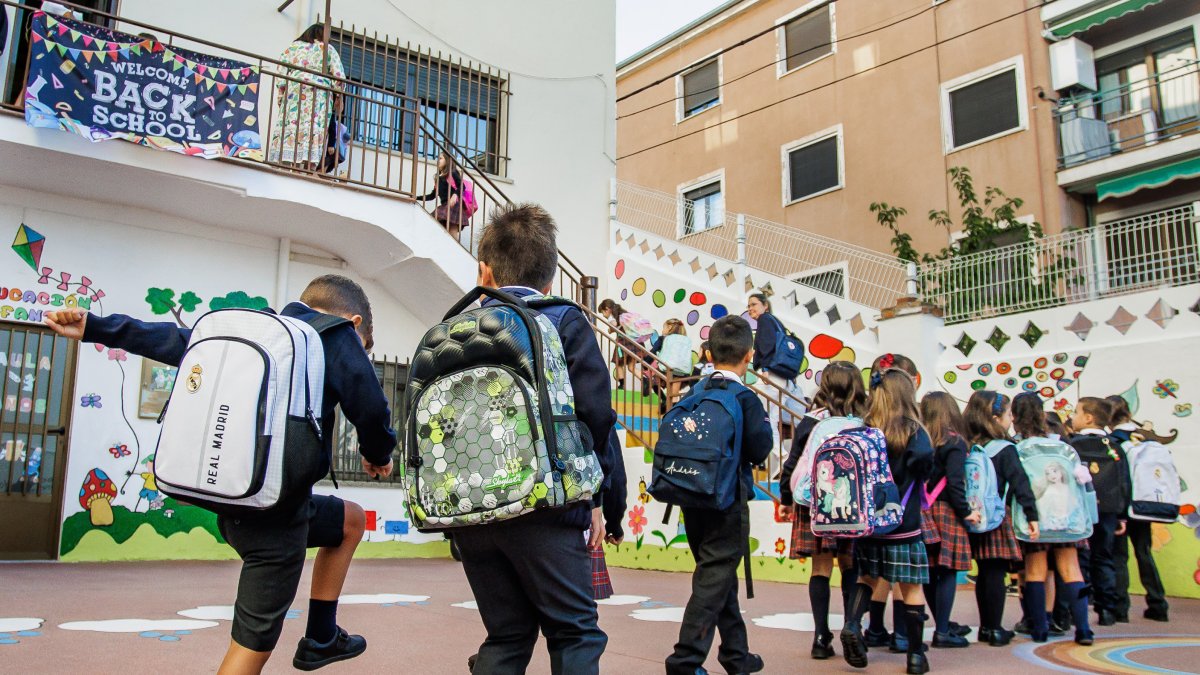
[460,202,617,674]
[666,315,773,675]
[45,274,396,674]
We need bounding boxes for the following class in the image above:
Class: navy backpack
[649,374,744,510]
[764,314,804,380]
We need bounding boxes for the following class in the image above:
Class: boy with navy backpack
[654,315,773,675]
[45,275,396,674]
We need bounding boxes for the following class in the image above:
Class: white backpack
[153,309,344,514]
[1124,440,1182,523]
[657,334,693,375]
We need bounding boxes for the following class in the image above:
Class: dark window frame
[681,178,724,236]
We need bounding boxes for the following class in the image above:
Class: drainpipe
[736,214,748,280]
[276,237,291,309]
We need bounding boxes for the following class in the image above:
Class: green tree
[209,291,269,311]
[145,287,205,328]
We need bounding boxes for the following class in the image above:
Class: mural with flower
[774,537,787,565]
[628,504,648,550]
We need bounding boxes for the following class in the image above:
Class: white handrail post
[736,214,748,281]
[905,261,918,298]
[609,177,618,224]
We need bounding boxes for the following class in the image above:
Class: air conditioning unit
[1050,38,1097,92]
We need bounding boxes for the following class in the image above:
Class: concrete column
[275,237,291,309]
[876,297,945,393]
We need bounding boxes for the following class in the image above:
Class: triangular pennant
[81,35,93,47]
[184,67,194,77]
[31,32,43,44]
[172,59,183,71]
[119,48,129,59]
[162,51,172,63]
[95,50,107,63]
[45,15,59,28]
[68,47,81,60]
[197,64,207,75]
[236,84,247,95]
[129,44,141,56]
[56,24,68,36]
[43,38,55,52]
[215,82,227,94]
[247,83,258,94]
[55,44,68,57]
[175,54,185,63]
[205,78,215,91]
[95,38,106,50]
[69,30,81,43]
[220,69,230,81]
[241,68,251,78]
[81,50,93,63]
[194,73,204,85]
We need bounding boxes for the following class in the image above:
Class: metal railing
[918,202,1200,323]
[613,180,912,309]
[328,355,408,485]
[1055,60,1200,168]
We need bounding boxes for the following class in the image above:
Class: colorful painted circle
[1023,381,1037,392]
[814,369,824,387]
[805,369,814,380]
[1073,370,1082,378]
[1053,352,1067,364]
[1057,379,1073,391]
[971,379,987,391]
[1036,371,1049,382]
[833,346,856,363]
[1050,367,1065,380]
[652,289,666,308]
[978,364,993,376]
[1040,387,1055,398]
[741,311,757,329]
[997,362,1011,375]
[689,291,707,306]
[1019,366,1033,377]
[810,334,844,360]
[614,259,625,280]
[1034,357,1048,369]
[700,325,711,340]
[632,278,647,296]
[711,304,728,319]
[620,289,627,301]
[1004,377,1018,389]
[1074,355,1089,367]
[944,372,958,384]
[956,364,972,371]
[674,289,686,303]
[686,310,699,325]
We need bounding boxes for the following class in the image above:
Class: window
[680,179,723,236]
[783,126,843,203]
[679,58,720,119]
[778,2,834,74]
[792,264,847,298]
[1096,31,1199,129]
[329,31,507,174]
[942,57,1027,152]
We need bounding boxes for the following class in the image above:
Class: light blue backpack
[964,440,1009,533]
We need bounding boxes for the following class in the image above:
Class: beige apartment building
[616,0,1200,280]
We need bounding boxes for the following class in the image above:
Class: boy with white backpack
[45,275,397,674]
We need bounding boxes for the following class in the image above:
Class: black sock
[1066,581,1092,635]
[846,583,874,628]
[893,599,905,639]
[307,598,339,644]
[840,566,858,612]
[933,569,957,635]
[1026,582,1048,638]
[868,600,887,634]
[979,561,1008,630]
[810,575,832,637]
[905,604,926,655]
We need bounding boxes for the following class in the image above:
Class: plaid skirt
[855,539,930,585]
[591,545,614,600]
[926,501,972,571]
[1021,539,1089,554]
[920,510,941,545]
[969,514,1023,562]
[790,508,853,558]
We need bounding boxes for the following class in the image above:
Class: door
[0,321,76,559]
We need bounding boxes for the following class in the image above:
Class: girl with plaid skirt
[919,393,980,649]
[1011,393,1094,645]
[964,391,1040,647]
[840,369,934,675]
[779,361,867,661]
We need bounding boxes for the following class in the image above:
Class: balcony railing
[614,180,913,310]
[1055,60,1200,169]
[918,202,1200,323]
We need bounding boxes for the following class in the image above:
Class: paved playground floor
[1,558,1196,674]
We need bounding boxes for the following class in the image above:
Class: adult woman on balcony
[747,292,802,472]
[268,24,345,170]
[417,153,468,240]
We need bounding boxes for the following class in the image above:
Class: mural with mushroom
[78,469,117,526]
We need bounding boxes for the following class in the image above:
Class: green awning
[1097,156,1200,201]
[1049,0,1164,38]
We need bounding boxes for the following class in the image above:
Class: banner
[24,12,263,161]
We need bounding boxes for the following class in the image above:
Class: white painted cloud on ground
[452,601,479,610]
[0,618,43,632]
[596,595,651,606]
[59,619,218,633]
[177,606,234,621]
[338,594,430,605]
[751,613,845,631]
[630,607,685,623]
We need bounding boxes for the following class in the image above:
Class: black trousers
[455,510,607,675]
[666,503,752,675]
[1080,513,1120,613]
[1114,519,1169,615]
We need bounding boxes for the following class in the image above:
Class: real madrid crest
[1089,461,1100,475]
[186,365,203,393]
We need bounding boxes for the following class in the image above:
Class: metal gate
[0,321,76,559]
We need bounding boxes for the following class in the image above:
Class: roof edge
[617,0,751,73]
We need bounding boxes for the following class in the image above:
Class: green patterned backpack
[400,287,603,530]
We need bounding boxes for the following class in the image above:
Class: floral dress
[268,40,345,164]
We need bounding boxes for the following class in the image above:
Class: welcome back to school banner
[24,12,264,160]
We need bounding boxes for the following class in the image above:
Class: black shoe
[932,631,969,648]
[865,627,891,648]
[890,633,909,654]
[467,653,478,672]
[1031,631,1049,643]
[1098,610,1116,626]
[1115,612,1129,624]
[1075,630,1094,646]
[1144,608,1170,622]
[907,651,931,675]
[720,652,764,675]
[812,633,835,660]
[293,627,367,671]
[1014,619,1030,635]
[1048,620,1067,636]
[989,628,1014,647]
[841,624,869,668]
[949,621,972,638]
[977,628,993,644]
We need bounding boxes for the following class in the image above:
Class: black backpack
[1073,435,1126,514]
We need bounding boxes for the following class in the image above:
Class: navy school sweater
[868,427,934,544]
[777,415,820,507]
[81,303,398,477]
[602,429,629,540]
[929,433,972,520]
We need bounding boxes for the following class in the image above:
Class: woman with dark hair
[417,152,469,239]
[746,293,801,464]
[268,23,345,169]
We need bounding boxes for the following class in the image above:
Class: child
[665,315,773,675]
[963,391,1039,647]
[778,361,867,660]
[840,368,934,675]
[458,203,617,674]
[651,318,693,411]
[1070,397,1131,628]
[598,298,653,388]
[1011,392,1094,645]
[1106,395,1169,623]
[45,275,396,674]
[918,392,979,649]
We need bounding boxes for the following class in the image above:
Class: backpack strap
[443,286,529,320]
[303,312,352,334]
[923,477,947,509]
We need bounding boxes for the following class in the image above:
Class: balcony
[1055,60,1200,190]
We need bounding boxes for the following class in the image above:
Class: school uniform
[853,428,935,585]
[453,286,616,675]
[751,312,799,459]
[1108,425,1169,620]
[926,434,973,572]
[666,370,773,675]
[1071,428,1132,621]
[82,304,396,652]
[780,416,851,558]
